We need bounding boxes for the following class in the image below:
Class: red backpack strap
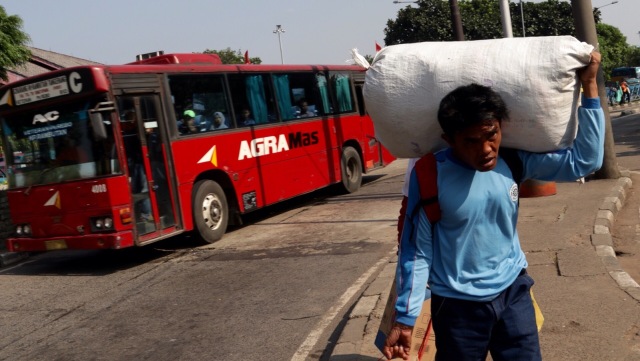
[413,153,441,225]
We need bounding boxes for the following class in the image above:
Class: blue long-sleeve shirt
[395,95,605,326]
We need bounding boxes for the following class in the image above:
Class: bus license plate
[45,240,67,250]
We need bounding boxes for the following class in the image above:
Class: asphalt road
[0,160,407,361]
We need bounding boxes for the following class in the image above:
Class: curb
[591,170,640,301]
[609,102,640,117]
[330,171,640,360]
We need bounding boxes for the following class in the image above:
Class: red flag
[244,50,250,64]
[375,42,382,52]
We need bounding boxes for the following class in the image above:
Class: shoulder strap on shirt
[412,153,441,225]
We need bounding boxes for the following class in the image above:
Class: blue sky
[3,0,638,66]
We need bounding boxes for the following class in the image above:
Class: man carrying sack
[383,51,603,361]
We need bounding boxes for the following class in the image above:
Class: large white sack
[363,36,594,158]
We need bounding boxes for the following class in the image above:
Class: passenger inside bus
[178,110,198,134]
[297,99,316,118]
[212,112,229,130]
[238,107,256,126]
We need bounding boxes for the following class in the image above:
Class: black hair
[437,83,509,138]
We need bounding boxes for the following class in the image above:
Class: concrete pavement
[329,103,640,361]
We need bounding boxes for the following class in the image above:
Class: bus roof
[0,53,365,91]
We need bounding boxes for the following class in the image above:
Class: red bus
[0,53,394,252]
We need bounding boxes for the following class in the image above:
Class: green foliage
[203,48,262,64]
[514,0,574,37]
[364,54,375,65]
[385,0,638,81]
[385,0,581,44]
[385,0,454,44]
[627,47,640,68]
[595,23,629,80]
[0,6,31,82]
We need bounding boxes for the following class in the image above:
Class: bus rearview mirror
[89,112,108,140]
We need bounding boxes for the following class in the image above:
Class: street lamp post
[594,0,618,11]
[392,1,417,3]
[273,25,285,65]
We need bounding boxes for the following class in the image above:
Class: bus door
[117,95,177,240]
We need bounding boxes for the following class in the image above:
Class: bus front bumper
[7,231,135,252]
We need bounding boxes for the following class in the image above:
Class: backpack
[397,148,523,242]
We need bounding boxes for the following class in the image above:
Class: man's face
[214,114,223,126]
[442,119,502,172]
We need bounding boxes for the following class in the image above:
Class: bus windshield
[1,96,120,189]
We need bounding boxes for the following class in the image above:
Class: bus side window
[228,73,274,126]
[329,72,354,114]
[168,74,232,134]
[275,72,326,121]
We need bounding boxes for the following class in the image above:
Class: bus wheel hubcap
[347,159,356,180]
[202,193,222,230]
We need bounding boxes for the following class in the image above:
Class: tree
[385,0,634,79]
[0,6,31,82]
[385,0,581,44]
[364,54,375,65]
[203,48,262,64]
[626,47,640,67]
[595,23,629,80]
[385,0,455,44]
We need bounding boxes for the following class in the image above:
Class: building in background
[1,46,101,86]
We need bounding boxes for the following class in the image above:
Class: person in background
[298,99,315,118]
[620,79,630,104]
[239,106,256,126]
[178,110,198,134]
[383,52,604,361]
[212,112,229,130]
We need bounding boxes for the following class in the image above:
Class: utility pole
[449,0,464,41]
[572,0,620,179]
[499,0,513,38]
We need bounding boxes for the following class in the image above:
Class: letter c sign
[69,72,83,94]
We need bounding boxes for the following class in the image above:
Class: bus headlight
[104,217,113,229]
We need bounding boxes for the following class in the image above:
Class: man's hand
[578,51,601,98]
[382,322,413,360]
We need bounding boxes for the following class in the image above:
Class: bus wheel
[193,180,228,243]
[340,146,362,193]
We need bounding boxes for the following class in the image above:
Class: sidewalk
[330,174,640,360]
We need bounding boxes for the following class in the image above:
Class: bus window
[272,72,328,120]
[228,73,276,126]
[168,75,232,135]
[329,72,355,114]
[2,96,120,188]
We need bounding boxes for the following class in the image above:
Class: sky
[2,0,638,66]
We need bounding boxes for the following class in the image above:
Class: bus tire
[340,146,362,193]
[193,180,228,243]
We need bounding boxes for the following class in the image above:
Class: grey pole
[449,0,464,41]
[520,0,525,37]
[273,25,285,64]
[499,0,513,37]
[572,0,620,179]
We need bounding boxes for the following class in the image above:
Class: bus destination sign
[12,75,71,106]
